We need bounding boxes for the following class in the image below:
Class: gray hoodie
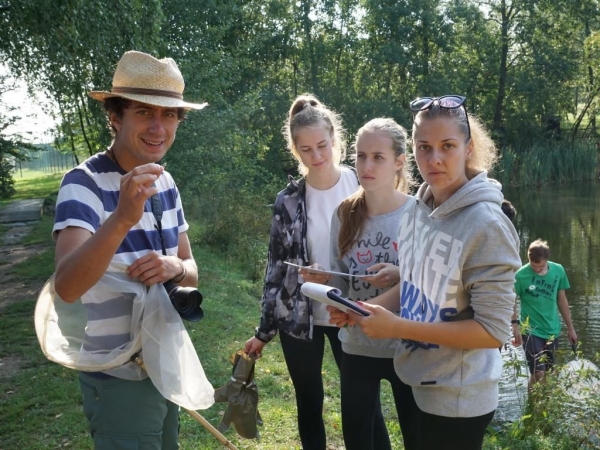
[394,172,520,418]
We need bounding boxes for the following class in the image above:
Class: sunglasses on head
[409,95,471,141]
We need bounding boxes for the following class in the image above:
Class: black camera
[163,281,204,322]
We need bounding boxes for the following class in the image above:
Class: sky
[1,66,58,144]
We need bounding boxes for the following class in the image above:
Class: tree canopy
[1,0,599,189]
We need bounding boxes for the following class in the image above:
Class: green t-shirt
[514,261,570,339]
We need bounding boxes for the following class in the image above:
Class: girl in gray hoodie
[329,95,521,450]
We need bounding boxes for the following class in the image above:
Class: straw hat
[89,51,207,110]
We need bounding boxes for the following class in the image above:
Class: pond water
[496,179,600,422]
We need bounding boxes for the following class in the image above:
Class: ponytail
[337,188,368,258]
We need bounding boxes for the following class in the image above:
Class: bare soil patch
[0,236,49,310]
[0,223,51,378]
[0,355,22,380]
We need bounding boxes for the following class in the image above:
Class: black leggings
[340,352,417,450]
[279,326,343,450]
[402,389,495,450]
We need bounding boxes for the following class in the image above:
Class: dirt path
[0,223,49,309]
[0,197,49,310]
[0,202,50,379]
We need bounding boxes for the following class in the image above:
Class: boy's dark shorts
[522,334,559,374]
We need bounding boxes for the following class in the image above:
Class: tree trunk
[493,0,509,142]
[571,83,600,138]
[588,65,596,135]
[300,0,318,95]
[77,101,95,157]
[586,20,596,135]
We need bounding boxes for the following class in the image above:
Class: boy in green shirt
[512,239,577,389]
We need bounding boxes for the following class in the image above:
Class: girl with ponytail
[245,94,359,449]
[328,118,417,450]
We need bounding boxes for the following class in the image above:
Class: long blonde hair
[282,94,347,176]
[337,118,413,257]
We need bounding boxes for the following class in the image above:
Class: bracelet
[171,259,187,283]
[511,319,520,325]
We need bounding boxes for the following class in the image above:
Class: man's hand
[511,325,523,347]
[127,253,182,286]
[363,263,400,288]
[114,163,164,228]
[567,328,578,346]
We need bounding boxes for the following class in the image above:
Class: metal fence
[14,146,77,176]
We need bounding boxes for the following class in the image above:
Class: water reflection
[496,180,600,422]
[497,343,528,423]
[505,179,600,359]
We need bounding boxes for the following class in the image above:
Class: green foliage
[0,74,37,198]
[0,157,15,198]
[491,355,600,449]
[0,0,165,159]
[494,139,598,187]
[3,0,600,181]
[483,339,600,450]
[166,98,282,281]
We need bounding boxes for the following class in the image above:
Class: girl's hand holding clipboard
[350,302,402,339]
[362,263,400,289]
[327,305,358,327]
[301,282,369,318]
[329,301,405,341]
[298,263,332,285]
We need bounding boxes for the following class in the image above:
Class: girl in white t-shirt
[245,94,358,449]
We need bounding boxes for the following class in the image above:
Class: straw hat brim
[88,91,207,110]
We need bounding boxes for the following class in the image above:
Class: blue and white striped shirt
[53,152,188,353]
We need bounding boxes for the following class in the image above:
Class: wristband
[171,259,187,283]
[511,319,520,325]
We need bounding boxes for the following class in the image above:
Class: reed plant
[493,140,598,187]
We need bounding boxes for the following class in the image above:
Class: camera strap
[150,190,167,257]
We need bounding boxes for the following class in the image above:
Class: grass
[0,233,350,449]
[2,173,598,450]
[0,171,63,208]
[0,172,352,449]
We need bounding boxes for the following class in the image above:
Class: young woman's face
[294,126,335,174]
[355,131,404,193]
[413,116,473,204]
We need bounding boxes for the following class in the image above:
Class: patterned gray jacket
[255,175,313,342]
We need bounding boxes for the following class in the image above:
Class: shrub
[0,157,16,198]
[489,347,600,450]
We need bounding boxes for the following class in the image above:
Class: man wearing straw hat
[52,50,207,449]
